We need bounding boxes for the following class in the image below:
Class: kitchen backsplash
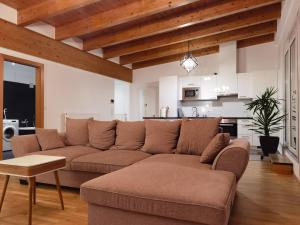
[180,97,252,117]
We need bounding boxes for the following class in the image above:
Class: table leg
[0,175,10,212]
[54,171,64,210]
[32,177,36,205]
[28,177,34,225]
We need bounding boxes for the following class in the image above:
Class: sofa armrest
[212,139,250,182]
[11,135,41,157]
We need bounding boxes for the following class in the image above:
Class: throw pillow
[200,133,231,163]
[36,128,65,151]
[142,120,181,154]
[176,118,222,155]
[88,120,117,150]
[66,118,92,146]
[112,121,145,150]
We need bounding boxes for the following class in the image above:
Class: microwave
[182,87,200,100]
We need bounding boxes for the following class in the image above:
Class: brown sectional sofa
[12,118,250,225]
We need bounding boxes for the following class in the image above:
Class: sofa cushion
[139,153,211,170]
[29,146,99,170]
[36,129,65,151]
[200,133,231,163]
[81,160,236,225]
[142,120,181,154]
[88,120,117,150]
[112,121,145,150]
[72,150,151,174]
[66,118,92,146]
[176,118,222,156]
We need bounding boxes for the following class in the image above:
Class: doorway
[0,54,44,160]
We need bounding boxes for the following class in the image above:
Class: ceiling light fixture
[180,41,198,73]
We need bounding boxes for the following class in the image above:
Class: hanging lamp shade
[180,41,198,73]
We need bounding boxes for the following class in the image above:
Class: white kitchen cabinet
[180,76,201,87]
[237,73,253,99]
[252,132,261,147]
[237,119,253,146]
[237,119,262,147]
[217,42,238,95]
[199,76,218,100]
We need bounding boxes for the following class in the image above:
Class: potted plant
[246,87,286,157]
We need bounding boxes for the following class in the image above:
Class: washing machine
[3,119,19,151]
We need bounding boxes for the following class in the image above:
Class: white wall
[238,42,279,72]
[1,47,115,130]
[0,4,118,131]
[276,0,300,179]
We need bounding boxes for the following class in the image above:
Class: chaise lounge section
[12,118,250,225]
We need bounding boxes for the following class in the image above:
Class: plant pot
[259,136,279,156]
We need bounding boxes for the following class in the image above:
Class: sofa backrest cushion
[199,133,230,163]
[176,118,222,155]
[66,118,92,146]
[88,120,117,150]
[112,121,145,150]
[142,120,181,154]
[36,128,65,151]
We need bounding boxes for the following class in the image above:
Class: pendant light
[180,41,198,73]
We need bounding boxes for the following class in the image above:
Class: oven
[219,119,237,138]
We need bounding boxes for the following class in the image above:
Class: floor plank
[0,161,299,225]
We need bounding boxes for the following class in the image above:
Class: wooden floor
[0,161,299,225]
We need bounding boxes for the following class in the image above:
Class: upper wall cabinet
[237,70,278,100]
[237,73,253,99]
[179,75,217,100]
[199,76,218,100]
[180,76,201,87]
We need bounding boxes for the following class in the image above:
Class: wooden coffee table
[0,155,66,225]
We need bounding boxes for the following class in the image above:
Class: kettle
[160,106,169,117]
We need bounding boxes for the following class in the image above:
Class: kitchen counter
[18,127,36,131]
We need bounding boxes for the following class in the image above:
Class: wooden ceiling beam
[0,19,132,82]
[18,0,101,26]
[237,33,275,48]
[120,21,277,65]
[132,33,275,69]
[84,0,281,50]
[103,3,281,58]
[55,0,199,40]
[132,46,219,70]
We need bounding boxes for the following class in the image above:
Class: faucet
[192,107,200,117]
[3,108,7,120]
[21,119,29,127]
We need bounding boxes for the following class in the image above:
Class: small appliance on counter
[182,87,200,100]
[160,106,169,117]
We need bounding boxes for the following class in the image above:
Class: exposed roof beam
[55,0,199,40]
[132,46,219,70]
[103,3,281,58]
[0,19,132,82]
[120,21,277,65]
[18,0,101,26]
[132,33,275,69]
[237,33,275,48]
[84,0,281,50]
